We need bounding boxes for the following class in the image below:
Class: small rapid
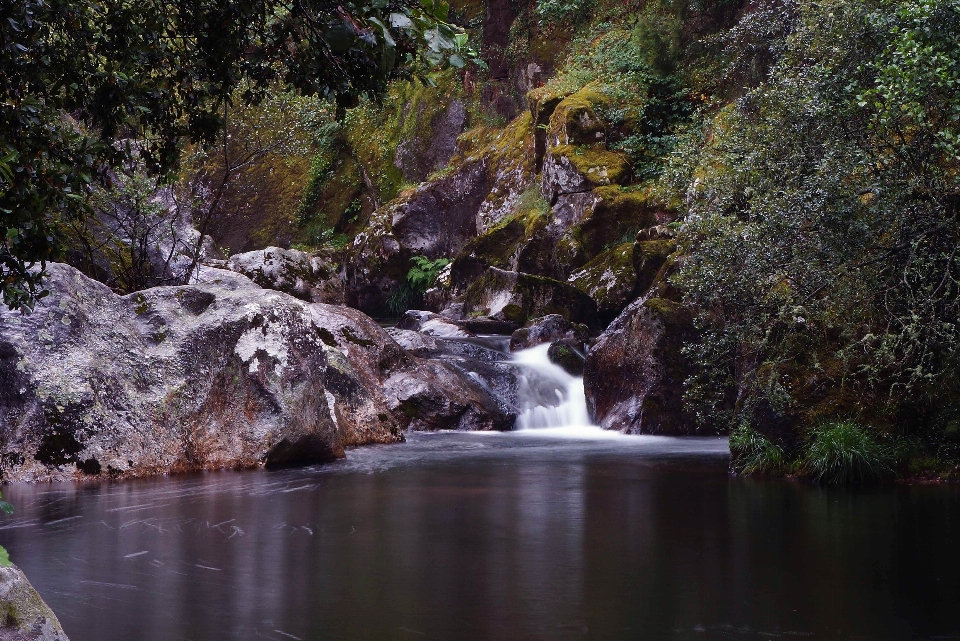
[511,343,593,429]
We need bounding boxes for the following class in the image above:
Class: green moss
[551,145,632,186]
[340,327,374,347]
[634,238,676,294]
[133,294,148,315]
[548,89,611,146]
[316,327,338,347]
[642,297,689,328]
[569,242,637,319]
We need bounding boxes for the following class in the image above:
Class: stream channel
[3,335,960,640]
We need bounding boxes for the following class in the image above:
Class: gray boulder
[226,247,345,304]
[463,267,599,329]
[0,263,405,482]
[0,564,69,640]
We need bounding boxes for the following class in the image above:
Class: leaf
[0,501,12,515]
[449,54,465,69]
[0,546,9,568]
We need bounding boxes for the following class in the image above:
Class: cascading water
[512,343,592,429]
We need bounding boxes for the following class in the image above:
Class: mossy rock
[547,89,611,147]
[451,202,550,288]
[463,267,599,328]
[556,186,666,271]
[549,145,632,188]
[548,340,586,376]
[569,242,639,323]
[634,238,677,296]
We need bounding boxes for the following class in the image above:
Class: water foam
[512,343,593,429]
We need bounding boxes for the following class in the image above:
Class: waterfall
[512,344,593,429]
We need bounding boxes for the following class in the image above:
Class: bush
[803,421,893,487]
[729,425,785,475]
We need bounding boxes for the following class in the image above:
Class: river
[2,339,960,640]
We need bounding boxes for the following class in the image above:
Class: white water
[512,343,593,429]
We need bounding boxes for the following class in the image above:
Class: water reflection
[2,433,958,641]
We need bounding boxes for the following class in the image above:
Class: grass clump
[729,425,785,475]
[803,421,893,487]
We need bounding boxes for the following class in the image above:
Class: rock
[0,263,406,482]
[546,89,609,148]
[509,314,588,351]
[633,237,677,297]
[547,340,586,376]
[396,310,473,338]
[389,159,490,259]
[463,267,599,329]
[394,99,468,183]
[569,243,640,323]
[583,297,697,434]
[226,247,345,304]
[540,147,631,205]
[383,358,517,432]
[0,564,69,641]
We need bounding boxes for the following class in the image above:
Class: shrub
[729,425,785,475]
[803,421,893,487]
[407,256,451,292]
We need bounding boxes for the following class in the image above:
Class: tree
[0,0,475,309]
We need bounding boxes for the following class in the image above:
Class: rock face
[0,263,410,482]
[463,267,599,328]
[0,565,69,641]
[583,297,696,434]
[226,247,345,304]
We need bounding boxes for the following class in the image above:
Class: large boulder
[583,297,697,434]
[226,247,345,304]
[463,267,599,329]
[0,564,69,640]
[0,263,410,482]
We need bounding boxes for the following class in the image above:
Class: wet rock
[394,100,468,184]
[509,314,588,351]
[463,267,599,329]
[0,564,70,641]
[540,147,631,205]
[547,341,586,377]
[397,310,473,338]
[384,359,517,431]
[226,247,345,304]
[583,297,697,434]
[0,263,406,482]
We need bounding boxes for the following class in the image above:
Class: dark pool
[2,430,959,641]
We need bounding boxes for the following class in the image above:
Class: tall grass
[729,425,785,475]
[803,421,893,487]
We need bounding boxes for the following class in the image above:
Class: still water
[3,430,960,641]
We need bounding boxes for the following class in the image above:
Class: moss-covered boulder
[0,565,70,640]
[568,243,639,323]
[548,340,586,376]
[546,89,610,148]
[463,267,599,328]
[633,237,677,297]
[541,146,632,204]
[583,297,698,434]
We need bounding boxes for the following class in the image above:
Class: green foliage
[729,425,786,475]
[803,421,893,486]
[536,0,595,25]
[1,0,474,310]
[668,0,960,431]
[407,255,451,292]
